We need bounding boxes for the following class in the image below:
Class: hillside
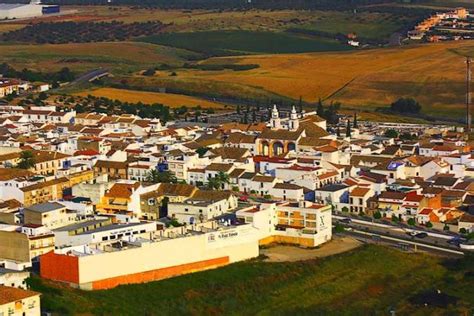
[152,41,474,118]
[29,245,474,315]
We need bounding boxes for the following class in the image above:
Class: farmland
[29,245,474,315]
[74,87,229,109]
[149,41,474,119]
[139,30,352,56]
[0,42,195,73]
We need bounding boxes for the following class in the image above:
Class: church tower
[289,105,299,131]
[270,104,281,129]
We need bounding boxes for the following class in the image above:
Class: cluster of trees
[145,169,177,184]
[42,0,399,10]
[18,151,35,169]
[2,21,165,44]
[0,63,75,85]
[390,98,422,114]
[75,95,173,122]
[207,171,229,190]
[182,63,259,72]
[316,99,340,124]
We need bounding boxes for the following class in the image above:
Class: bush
[250,190,256,194]
[341,206,349,213]
[232,186,239,192]
[334,223,345,233]
[391,214,398,222]
[143,68,156,76]
[425,221,433,228]
[390,97,421,114]
[407,218,416,226]
[373,211,382,219]
[459,228,467,235]
[384,129,398,138]
[443,224,450,231]
[263,194,272,200]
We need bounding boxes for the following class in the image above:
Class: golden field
[74,87,229,109]
[154,41,474,117]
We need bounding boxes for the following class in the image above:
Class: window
[185,208,188,212]
[102,236,108,241]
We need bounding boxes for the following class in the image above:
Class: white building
[0,3,44,19]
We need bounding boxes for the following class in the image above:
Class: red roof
[253,156,294,164]
[74,149,99,156]
[283,164,320,172]
[405,191,423,202]
[419,208,433,215]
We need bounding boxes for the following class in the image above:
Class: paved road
[334,215,466,257]
[72,68,109,85]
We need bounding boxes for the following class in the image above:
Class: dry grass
[166,41,474,117]
[0,41,191,73]
[55,6,335,32]
[0,23,25,34]
[74,87,228,109]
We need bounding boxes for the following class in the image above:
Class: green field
[29,245,474,315]
[139,30,352,56]
[296,11,414,41]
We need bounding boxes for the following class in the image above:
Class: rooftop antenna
[466,57,472,133]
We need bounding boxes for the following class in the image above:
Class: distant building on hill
[0,1,59,20]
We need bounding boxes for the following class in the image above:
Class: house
[24,202,76,230]
[97,182,141,216]
[138,183,197,220]
[270,183,305,201]
[249,174,281,196]
[417,208,437,224]
[20,177,70,207]
[377,191,406,218]
[0,286,41,316]
[127,162,155,182]
[348,187,373,214]
[93,160,128,180]
[458,213,474,233]
[236,201,332,248]
[0,225,54,269]
[0,199,22,225]
[315,184,350,210]
[0,269,30,289]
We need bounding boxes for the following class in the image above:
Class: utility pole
[466,57,472,133]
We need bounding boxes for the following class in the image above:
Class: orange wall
[40,251,79,284]
[92,256,229,290]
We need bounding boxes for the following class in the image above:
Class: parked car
[414,232,428,239]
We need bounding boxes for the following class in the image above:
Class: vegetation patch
[139,30,352,56]
[2,21,166,44]
[28,245,473,315]
[74,87,229,109]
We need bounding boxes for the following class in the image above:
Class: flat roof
[0,4,29,10]
[53,219,110,232]
[74,222,153,236]
[25,202,65,213]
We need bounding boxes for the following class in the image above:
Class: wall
[77,227,258,285]
[0,294,41,316]
[42,225,259,289]
[40,251,79,284]
[0,231,30,262]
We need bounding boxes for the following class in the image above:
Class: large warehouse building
[0,2,59,20]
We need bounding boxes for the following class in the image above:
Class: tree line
[73,95,173,122]
[2,21,165,44]
[0,63,75,85]
[41,0,403,10]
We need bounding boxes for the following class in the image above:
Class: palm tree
[145,169,177,184]
[207,171,230,190]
